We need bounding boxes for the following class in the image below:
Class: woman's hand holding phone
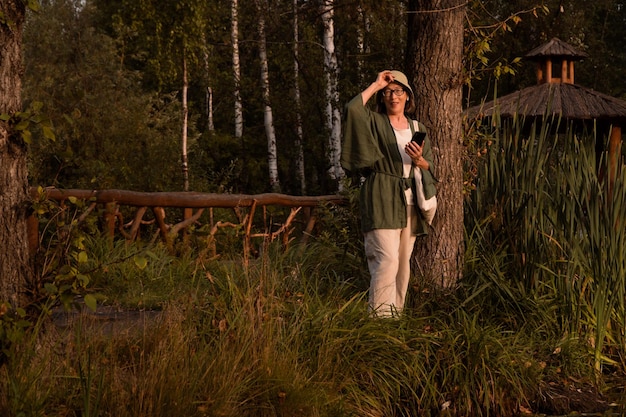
[411,131,426,146]
[406,132,427,169]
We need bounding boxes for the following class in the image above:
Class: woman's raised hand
[375,70,394,89]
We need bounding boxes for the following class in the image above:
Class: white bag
[410,120,437,225]
[413,166,437,225]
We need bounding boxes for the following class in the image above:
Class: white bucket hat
[389,70,413,97]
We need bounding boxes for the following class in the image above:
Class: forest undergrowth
[2,119,626,416]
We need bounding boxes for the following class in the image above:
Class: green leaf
[76,274,90,286]
[26,0,40,12]
[15,120,29,130]
[30,101,43,112]
[77,251,88,263]
[44,283,58,294]
[134,255,148,270]
[84,294,97,312]
[21,130,32,144]
[42,125,56,141]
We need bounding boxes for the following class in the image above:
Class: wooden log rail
[29,187,347,262]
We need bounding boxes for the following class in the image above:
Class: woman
[341,70,437,317]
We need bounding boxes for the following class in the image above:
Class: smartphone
[411,131,426,146]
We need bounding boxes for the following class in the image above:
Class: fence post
[104,202,117,241]
[27,213,39,256]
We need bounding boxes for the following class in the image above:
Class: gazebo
[466,37,626,166]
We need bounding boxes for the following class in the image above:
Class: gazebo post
[608,125,622,199]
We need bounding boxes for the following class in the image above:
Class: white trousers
[363,206,418,317]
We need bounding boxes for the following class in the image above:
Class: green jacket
[340,94,437,234]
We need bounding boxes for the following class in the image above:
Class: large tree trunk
[406,0,466,288]
[0,0,31,307]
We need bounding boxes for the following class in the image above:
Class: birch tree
[0,0,31,306]
[202,34,215,134]
[406,0,466,288]
[356,2,370,84]
[231,0,243,139]
[293,0,306,194]
[256,0,280,192]
[320,0,344,189]
[181,54,190,191]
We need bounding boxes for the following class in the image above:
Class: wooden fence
[29,187,347,262]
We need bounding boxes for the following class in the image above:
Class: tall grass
[467,113,626,375]
[554,124,626,372]
[1,231,608,416]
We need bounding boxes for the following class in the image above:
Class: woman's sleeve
[340,95,384,172]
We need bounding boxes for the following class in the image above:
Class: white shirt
[392,126,415,206]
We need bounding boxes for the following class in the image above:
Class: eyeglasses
[382,89,405,98]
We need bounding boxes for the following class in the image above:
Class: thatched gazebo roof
[467,82,626,123]
[465,37,626,124]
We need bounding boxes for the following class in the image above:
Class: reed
[468,112,626,375]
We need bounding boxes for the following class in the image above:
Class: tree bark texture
[406,0,466,288]
[0,0,31,307]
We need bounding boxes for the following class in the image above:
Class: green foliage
[0,304,30,363]
[33,187,100,311]
[464,1,550,105]
[0,101,55,145]
[18,0,626,196]
[24,0,185,191]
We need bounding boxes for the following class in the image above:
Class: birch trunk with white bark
[203,37,215,133]
[231,0,243,139]
[356,3,370,84]
[181,55,189,192]
[320,0,344,190]
[256,0,280,192]
[293,0,306,194]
